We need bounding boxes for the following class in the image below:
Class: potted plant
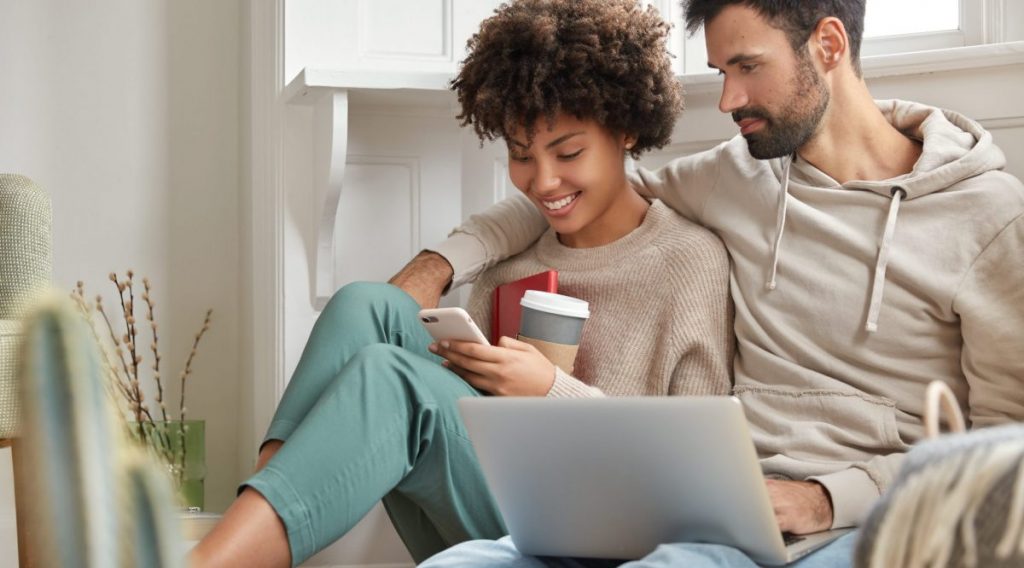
[71,270,212,511]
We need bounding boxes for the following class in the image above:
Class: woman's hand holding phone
[431,336,556,397]
[418,308,555,396]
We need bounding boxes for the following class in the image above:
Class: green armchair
[1,173,52,439]
[0,174,52,566]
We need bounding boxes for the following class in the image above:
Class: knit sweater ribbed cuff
[546,367,606,398]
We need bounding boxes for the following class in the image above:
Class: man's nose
[718,76,749,114]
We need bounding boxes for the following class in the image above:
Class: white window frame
[861,0,998,57]
[675,0,1017,74]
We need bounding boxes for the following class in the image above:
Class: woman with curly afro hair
[191,2,732,567]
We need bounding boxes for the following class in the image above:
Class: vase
[142,419,206,511]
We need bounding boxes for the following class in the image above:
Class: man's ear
[812,16,849,72]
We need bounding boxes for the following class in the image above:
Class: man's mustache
[732,108,771,123]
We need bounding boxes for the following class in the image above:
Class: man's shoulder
[943,169,1024,223]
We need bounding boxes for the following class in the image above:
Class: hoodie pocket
[733,385,910,465]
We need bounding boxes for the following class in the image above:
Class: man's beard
[733,54,830,160]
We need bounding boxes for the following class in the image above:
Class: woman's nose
[533,161,561,193]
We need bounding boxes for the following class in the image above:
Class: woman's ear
[623,134,637,151]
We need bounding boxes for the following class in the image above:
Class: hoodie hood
[762,99,1009,332]
[778,99,1007,199]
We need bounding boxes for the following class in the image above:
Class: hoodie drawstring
[766,156,793,291]
[865,187,906,333]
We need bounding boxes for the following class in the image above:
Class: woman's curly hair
[451,0,683,158]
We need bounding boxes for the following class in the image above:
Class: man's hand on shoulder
[388,251,454,309]
[765,479,833,535]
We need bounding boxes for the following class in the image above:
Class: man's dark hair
[452,0,683,158]
[682,0,866,75]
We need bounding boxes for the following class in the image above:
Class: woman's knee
[346,344,465,400]
[349,342,407,365]
[344,344,423,389]
[322,281,398,316]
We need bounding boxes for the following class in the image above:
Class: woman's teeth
[542,193,578,210]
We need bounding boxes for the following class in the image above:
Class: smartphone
[419,307,490,345]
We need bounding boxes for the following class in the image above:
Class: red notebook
[491,270,558,344]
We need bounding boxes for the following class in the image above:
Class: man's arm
[804,210,1024,528]
[765,479,833,534]
[392,194,547,303]
[388,251,453,309]
[954,213,1024,428]
[769,450,906,533]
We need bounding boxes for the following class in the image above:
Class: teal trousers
[242,282,507,566]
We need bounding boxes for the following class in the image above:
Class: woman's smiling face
[506,114,638,248]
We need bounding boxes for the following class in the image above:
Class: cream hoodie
[434,100,1024,529]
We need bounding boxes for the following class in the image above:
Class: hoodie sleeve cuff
[808,467,881,529]
[546,367,605,398]
[428,232,491,291]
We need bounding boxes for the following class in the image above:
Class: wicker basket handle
[924,380,967,439]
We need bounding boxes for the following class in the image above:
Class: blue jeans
[420,532,858,568]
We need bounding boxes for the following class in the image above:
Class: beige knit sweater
[466,200,734,398]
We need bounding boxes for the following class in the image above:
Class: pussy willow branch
[113,272,146,442]
[71,286,132,409]
[96,287,142,428]
[142,277,169,424]
[73,273,211,485]
[72,286,174,465]
[178,308,213,474]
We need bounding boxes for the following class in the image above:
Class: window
[861,0,965,56]
[864,0,960,39]
[676,0,1017,74]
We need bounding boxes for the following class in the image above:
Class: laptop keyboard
[782,533,807,546]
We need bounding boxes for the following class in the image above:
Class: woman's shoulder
[470,247,550,301]
[648,200,728,264]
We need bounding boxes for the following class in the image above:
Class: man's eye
[558,149,583,160]
[741,64,757,73]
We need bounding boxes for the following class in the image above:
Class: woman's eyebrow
[545,131,584,149]
[508,131,585,150]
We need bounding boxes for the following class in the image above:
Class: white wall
[0,0,242,564]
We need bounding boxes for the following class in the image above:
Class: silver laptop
[458,396,851,565]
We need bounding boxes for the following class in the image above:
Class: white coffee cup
[517,291,590,373]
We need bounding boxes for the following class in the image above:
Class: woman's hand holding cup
[430,337,556,396]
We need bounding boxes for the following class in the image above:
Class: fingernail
[440,340,450,349]
[441,360,449,367]
[428,343,438,353]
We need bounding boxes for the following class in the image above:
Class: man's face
[705,4,829,159]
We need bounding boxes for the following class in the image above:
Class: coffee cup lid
[520,290,590,319]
